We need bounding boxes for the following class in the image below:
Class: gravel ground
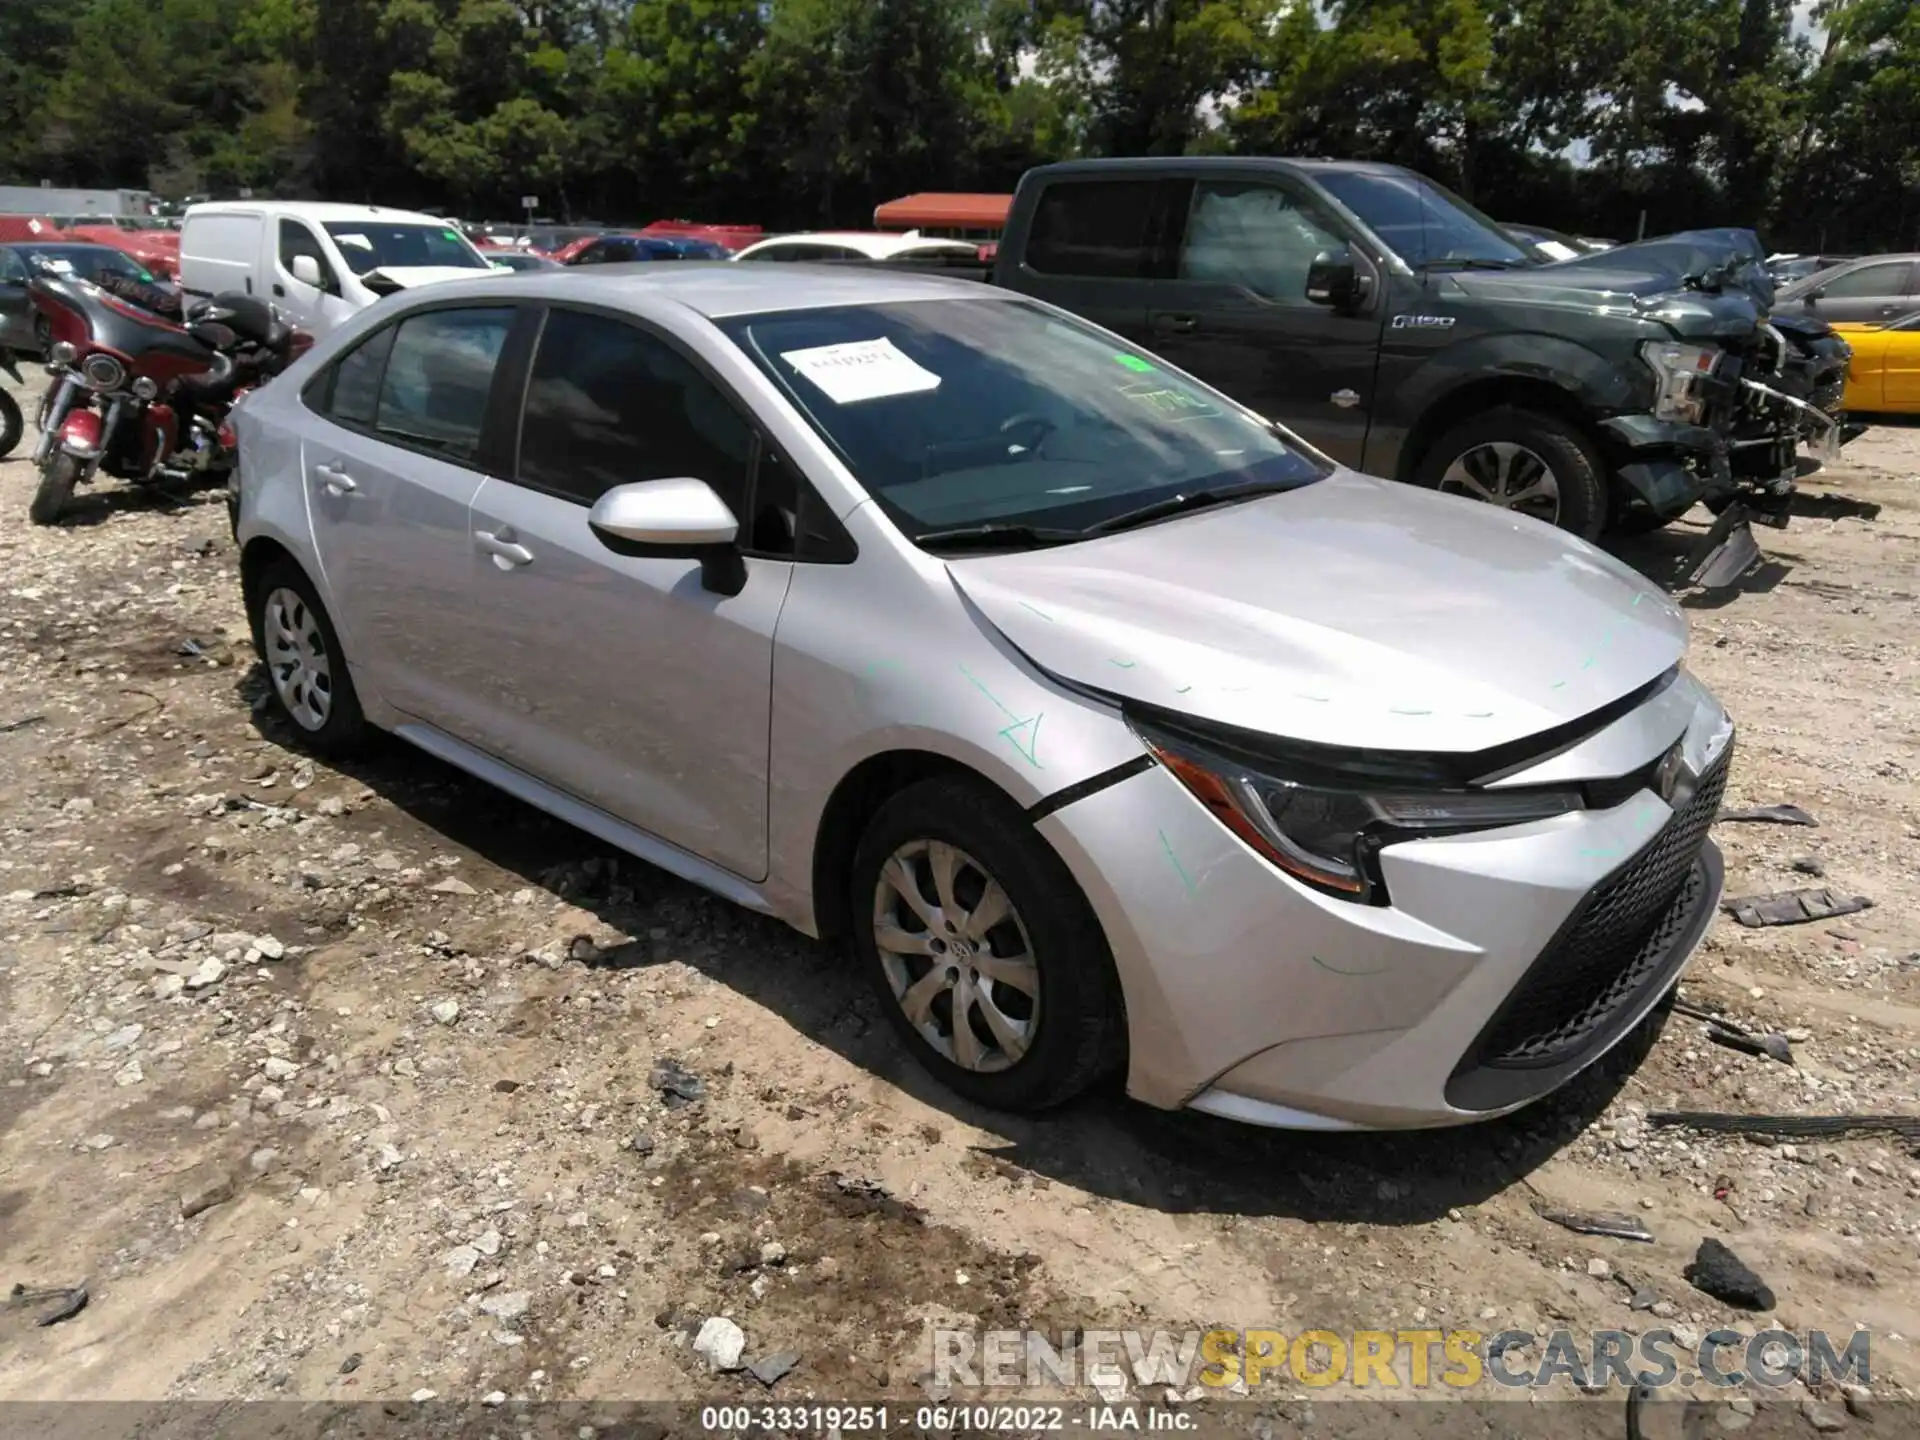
[0,377,1914,1437]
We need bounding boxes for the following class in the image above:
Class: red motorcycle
[26,276,310,524]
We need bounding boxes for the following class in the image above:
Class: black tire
[1414,405,1610,541]
[849,775,1125,1112]
[28,453,79,525]
[248,558,370,756]
[0,389,20,460]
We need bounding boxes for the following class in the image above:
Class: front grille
[1469,741,1732,1070]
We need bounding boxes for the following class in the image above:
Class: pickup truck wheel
[1416,407,1608,540]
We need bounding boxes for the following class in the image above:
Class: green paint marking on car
[1114,354,1155,373]
[1159,830,1198,894]
[959,663,1021,722]
[1312,955,1388,978]
[1389,706,1432,716]
[1018,600,1056,622]
[1108,658,1136,669]
[999,714,1043,769]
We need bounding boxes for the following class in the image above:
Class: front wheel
[849,775,1125,1112]
[28,452,81,525]
[1414,406,1610,541]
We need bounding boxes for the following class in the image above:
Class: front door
[1801,259,1920,327]
[0,246,35,351]
[459,305,791,880]
[1140,177,1385,468]
[300,302,519,727]
[273,218,358,335]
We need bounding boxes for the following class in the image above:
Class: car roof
[183,201,450,225]
[4,241,125,255]
[1023,156,1414,180]
[737,232,976,259]
[379,262,1007,319]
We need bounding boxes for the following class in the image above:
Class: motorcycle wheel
[29,452,81,526]
[0,388,21,461]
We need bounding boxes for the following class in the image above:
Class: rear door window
[1025,180,1168,278]
[323,323,398,427]
[1821,262,1914,298]
[372,307,514,463]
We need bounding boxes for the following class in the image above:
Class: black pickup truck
[881,158,1854,551]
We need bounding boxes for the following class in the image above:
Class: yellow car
[1832,312,1920,413]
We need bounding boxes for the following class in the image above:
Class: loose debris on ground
[0,376,1917,1431]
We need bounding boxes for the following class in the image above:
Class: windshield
[1316,170,1532,270]
[322,222,489,275]
[719,297,1330,544]
[26,247,151,283]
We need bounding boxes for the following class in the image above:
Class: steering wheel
[998,412,1056,451]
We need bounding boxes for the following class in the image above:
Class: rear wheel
[0,389,20,460]
[28,453,80,525]
[249,559,369,756]
[849,776,1125,1112]
[1415,406,1609,540]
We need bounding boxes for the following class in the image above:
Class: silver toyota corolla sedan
[229,264,1733,1131]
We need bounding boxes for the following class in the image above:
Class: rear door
[996,176,1189,348]
[299,301,520,728]
[1884,316,1920,410]
[1142,175,1386,467]
[459,304,798,879]
[1799,259,1919,325]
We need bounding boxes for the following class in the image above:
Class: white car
[179,201,507,339]
[732,232,982,265]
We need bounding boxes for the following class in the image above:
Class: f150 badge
[1391,313,1456,329]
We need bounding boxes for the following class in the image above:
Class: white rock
[1587,1258,1612,1279]
[472,1227,502,1256]
[185,957,227,990]
[760,1240,787,1266]
[152,974,186,1000]
[375,1143,405,1171]
[693,1316,746,1372]
[430,1000,460,1025]
[103,1024,144,1051]
[429,876,477,895]
[481,1392,506,1407]
[113,1060,144,1087]
[445,1245,481,1278]
[410,1389,437,1403]
[479,1290,531,1325]
[261,1057,300,1081]
[254,935,285,960]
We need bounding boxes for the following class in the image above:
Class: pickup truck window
[1178,182,1348,304]
[1027,179,1164,278]
[719,296,1328,543]
[1312,170,1529,270]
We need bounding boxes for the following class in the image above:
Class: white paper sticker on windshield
[780,338,941,404]
[42,257,75,274]
[333,232,373,251]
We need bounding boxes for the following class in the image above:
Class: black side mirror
[1804,288,1824,304]
[1306,249,1358,309]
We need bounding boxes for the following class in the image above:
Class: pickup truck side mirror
[1306,249,1359,309]
[588,477,746,596]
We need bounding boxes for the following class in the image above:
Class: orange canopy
[873,193,1011,231]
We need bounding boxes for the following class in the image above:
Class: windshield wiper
[1419,257,1527,272]
[913,521,1085,552]
[1081,479,1300,537]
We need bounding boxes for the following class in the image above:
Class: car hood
[946,472,1687,755]
[366,265,508,289]
[1450,227,1775,341]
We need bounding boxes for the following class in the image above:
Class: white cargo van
[178,201,507,338]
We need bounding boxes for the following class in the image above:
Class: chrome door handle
[1157,314,1198,334]
[314,463,356,495]
[475,529,533,567]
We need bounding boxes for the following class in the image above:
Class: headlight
[1134,718,1584,904]
[1640,340,1720,424]
[49,341,78,367]
[132,376,159,400]
[81,352,127,391]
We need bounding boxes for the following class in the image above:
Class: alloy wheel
[871,839,1039,1073]
[1438,441,1562,524]
[263,586,334,732]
